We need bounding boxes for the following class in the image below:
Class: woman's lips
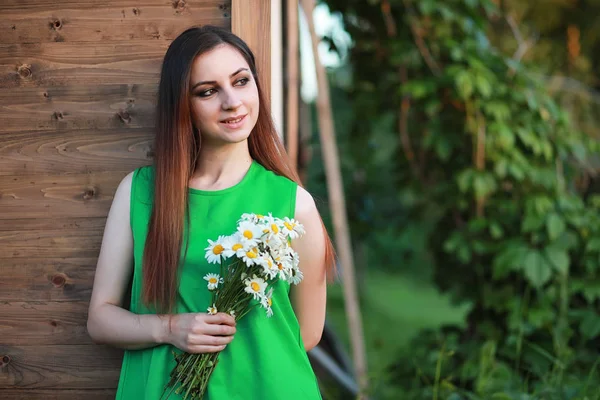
[220,114,247,129]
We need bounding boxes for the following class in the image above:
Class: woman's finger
[187,344,228,354]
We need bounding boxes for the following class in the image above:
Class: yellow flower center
[251,282,260,292]
[243,230,253,239]
[267,259,273,267]
[232,243,243,251]
[246,250,257,259]
[212,244,224,255]
[268,298,272,307]
[284,222,294,230]
[271,224,279,234]
[263,229,269,234]
[257,214,264,218]
[209,278,217,284]
[277,263,283,270]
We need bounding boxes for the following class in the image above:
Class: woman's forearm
[87,303,171,351]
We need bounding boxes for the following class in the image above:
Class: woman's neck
[190,140,253,191]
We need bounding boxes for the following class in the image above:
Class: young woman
[86,25,335,399]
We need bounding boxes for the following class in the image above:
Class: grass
[324,269,471,397]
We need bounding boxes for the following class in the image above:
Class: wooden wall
[0,1,271,398]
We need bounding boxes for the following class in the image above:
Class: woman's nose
[221,88,242,110]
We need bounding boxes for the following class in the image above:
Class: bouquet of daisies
[161,213,305,400]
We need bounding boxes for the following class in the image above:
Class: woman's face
[189,44,260,147]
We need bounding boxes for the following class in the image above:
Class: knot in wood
[132,8,140,16]
[173,0,186,10]
[117,110,131,123]
[83,187,96,200]
[51,19,62,30]
[17,64,32,79]
[1,355,10,365]
[51,273,67,288]
[50,320,58,327]
[53,111,64,120]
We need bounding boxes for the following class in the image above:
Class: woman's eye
[198,89,215,97]
[235,77,249,86]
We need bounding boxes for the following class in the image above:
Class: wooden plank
[0,0,227,11]
[232,0,271,100]
[0,301,93,346]
[0,1,229,44]
[0,127,153,176]
[0,345,123,389]
[0,257,98,302]
[0,85,157,132]
[0,172,126,219]
[0,389,116,400]
[0,222,103,258]
[0,41,170,88]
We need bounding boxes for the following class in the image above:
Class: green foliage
[315,0,600,397]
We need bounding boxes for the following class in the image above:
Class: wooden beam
[286,0,299,169]
[231,0,271,102]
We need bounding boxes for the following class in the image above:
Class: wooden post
[300,0,369,396]
[286,0,300,169]
[232,0,271,102]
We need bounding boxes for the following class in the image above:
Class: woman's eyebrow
[191,68,249,90]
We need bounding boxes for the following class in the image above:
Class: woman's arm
[290,186,328,352]
[86,172,236,352]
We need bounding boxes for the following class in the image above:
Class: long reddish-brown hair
[143,26,336,314]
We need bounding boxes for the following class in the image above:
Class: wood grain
[0,389,116,400]
[0,345,123,389]
[1,221,104,258]
[0,41,170,87]
[0,301,92,346]
[0,1,229,44]
[0,127,153,176]
[0,257,98,302]
[0,0,228,11]
[0,85,157,132]
[0,172,127,219]
[232,0,271,101]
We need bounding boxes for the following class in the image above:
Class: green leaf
[475,74,492,98]
[546,213,566,241]
[587,237,600,252]
[522,212,545,233]
[524,250,553,287]
[473,173,497,200]
[493,243,528,279]
[489,222,503,239]
[544,245,569,274]
[580,311,600,340]
[456,71,473,99]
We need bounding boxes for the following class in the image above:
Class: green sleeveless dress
[115,160,322,400]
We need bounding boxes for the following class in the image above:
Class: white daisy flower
[282,217,305,239]
[229,310,236,318]
[203,273,223,290]
[240,213,258,223]
[262,214,283,237]
[204,235,227,264]
[289,266,303,285]
[265,235,284,255]
[244,275,267,300]
[237,221,263,245]
[207,304,218,315]
[241,246,261,267]
[258,254,279,279]
[261,288,274,318]
[276,259,292,280]
[222,233,249,258]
